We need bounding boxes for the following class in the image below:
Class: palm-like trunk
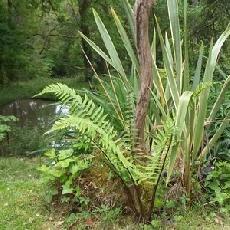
[134,0,154,151]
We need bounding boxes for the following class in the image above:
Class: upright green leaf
[111,8,139,72]
[93,9,127,80]
[151,28,166,105]
[79,32,113,66]
[167,91,193,183]
[208,75,230,121]
[183,0,189,91]
[156,19,179,108]
[167,0,183,93]
[119,0,135,42]
[193,24,230,157]
[192,43,204,90]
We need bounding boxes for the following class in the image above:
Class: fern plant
[39,83,174,221]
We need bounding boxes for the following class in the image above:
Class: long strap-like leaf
[167,0,183,93]
[119,0,135,43]
[208,75,230,121]
[156,19,179,108]
[192,43,204,90]
[193,24,230,158]
[111,8,139,72]
[167,91,193,183]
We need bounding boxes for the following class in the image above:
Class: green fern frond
[38,83,83,114]
[135,118,174,185]
[41,83,174,187]
[50,114,137,184]
[38,83,80,103]
[41,83,141,184]
[122,90,136,151]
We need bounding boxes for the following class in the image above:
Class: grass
[0,157,229,229]
[161,207,230,230]
[0,157,49,229]
[0,77,91,106]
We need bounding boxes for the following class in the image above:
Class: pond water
[0,99,68,128]
[0,99,69,155]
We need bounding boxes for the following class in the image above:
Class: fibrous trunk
[134,0,154,151]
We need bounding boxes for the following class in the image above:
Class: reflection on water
[0,99,69,156]
[0,99,69,128]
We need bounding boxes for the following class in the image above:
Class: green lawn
[0,157,229,229]
[0,157,54,230]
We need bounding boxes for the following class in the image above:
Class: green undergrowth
[0,77,91,106]
[0,157,229,229]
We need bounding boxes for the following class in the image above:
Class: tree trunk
[134,0,154,150]
[78,0,93,82]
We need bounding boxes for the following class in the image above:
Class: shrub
[205,162,230,213]
[0,115,16,141]
[40,149,92,206]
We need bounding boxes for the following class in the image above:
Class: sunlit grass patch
[0,157,49,229]
[0,157,229,229]
[168,206,230,230]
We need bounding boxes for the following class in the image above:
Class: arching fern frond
[40,83,140,184]
[37,83,83,114]
[122,89,136,151]
[40,83,173,187]
[135,118,174,185]
[49,114,138,184]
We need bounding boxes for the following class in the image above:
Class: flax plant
[79,0,230,196]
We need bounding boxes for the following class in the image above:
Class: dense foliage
[0,0,126,83]
[0,115,16,141]
[0,0,230,227]
[38,0,230,222]
[1,0,230,83]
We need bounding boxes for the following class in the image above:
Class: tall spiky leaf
[93,9,126,80]
[156,19,179,107]
[192,43,204,90]
[208,75,230,121]
[167,0,183,93]
[111,8,139,72]
[167,91,193,182]
[119,0,135,42]
[183,0,189,91]
[193,24,230,157]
